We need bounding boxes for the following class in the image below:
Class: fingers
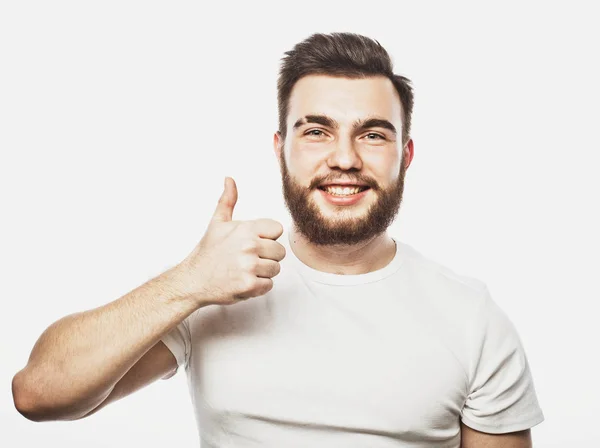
[253,277,274,296]
[233,277,274,300]
[252,218,284,240]
[257,239,286,262]
[255,259,281,279]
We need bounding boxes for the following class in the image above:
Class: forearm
[12,265,199,420]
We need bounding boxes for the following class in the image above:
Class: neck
[288,226,397,275]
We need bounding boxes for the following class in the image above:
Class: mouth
[317,185,371,197]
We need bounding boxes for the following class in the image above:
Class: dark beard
[279,152,407,246]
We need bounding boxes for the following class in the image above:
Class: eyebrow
[292,114,397,135]
[293,115,337,130]
[355,118,397,135]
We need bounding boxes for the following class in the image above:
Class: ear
[273,131,283,162]
[403,138,415,169]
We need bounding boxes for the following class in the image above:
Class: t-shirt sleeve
[160,315,192,378]
[461,287,545,434]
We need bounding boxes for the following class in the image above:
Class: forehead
[287,74,403,126]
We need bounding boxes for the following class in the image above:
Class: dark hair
[277,32,414,145]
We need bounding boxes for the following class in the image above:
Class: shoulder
[388,241,499,384]
[395,240,490,310]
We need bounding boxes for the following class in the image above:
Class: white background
[1,1,598,447]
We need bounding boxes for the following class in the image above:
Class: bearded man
[13,32,544,448]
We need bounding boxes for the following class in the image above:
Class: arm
[461,421,532,448]
[12,177,286,422]
[11,266,199,422]
[74,340,178,420]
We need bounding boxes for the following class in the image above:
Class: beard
[279,152,408,246]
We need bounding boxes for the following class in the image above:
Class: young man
[12,33,544,447]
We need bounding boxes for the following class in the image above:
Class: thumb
[212,177,238,222]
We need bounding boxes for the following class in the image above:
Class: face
[275,75,413,246]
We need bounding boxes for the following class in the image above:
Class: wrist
[160,262,212,310]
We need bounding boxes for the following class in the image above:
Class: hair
[277,32,414,146]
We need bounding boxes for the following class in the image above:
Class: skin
[460,423,532,448]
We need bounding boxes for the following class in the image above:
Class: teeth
[325,186,362,196]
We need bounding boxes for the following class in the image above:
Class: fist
[176,177,286,306]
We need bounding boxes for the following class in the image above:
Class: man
[12,33,544,447]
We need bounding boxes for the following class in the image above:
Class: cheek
[288,148,324,179]
[388,151,403,175]
[364,152,401,184]
[391,157,403,178]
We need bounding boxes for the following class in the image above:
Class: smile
[317,185,371,205]
[318,185,369,196]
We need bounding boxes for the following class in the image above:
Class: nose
[326,136,363,171]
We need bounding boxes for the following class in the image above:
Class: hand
[175,177,286,306]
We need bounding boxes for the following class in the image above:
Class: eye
[306,129,325,137]
[365,132,385,141]
[304,128,329,140]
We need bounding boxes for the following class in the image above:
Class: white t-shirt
[161,228,544,447]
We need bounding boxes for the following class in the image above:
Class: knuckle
[240,257,258,274]
[240,275,256,292]
[238,221,255,236]
[242,238,259,253]
[247,219,263,232]
[238,220,253,230]
[250,258,261,274]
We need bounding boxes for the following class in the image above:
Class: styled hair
[277,32,414,145]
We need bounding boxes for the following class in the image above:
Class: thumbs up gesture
[175,177,286,306]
